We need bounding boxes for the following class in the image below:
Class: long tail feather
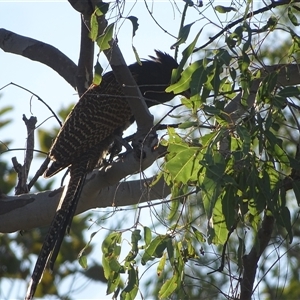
[25,162,87,300]
[49,172,86,270]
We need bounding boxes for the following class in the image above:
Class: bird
[25,50,188,299]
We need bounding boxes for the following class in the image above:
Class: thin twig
[0,82,62,127]
[193,0,296,52]
[207,221,238,275]
[13,115,37,195]
[143,0,177,39]
[23,115,36,179]
[27,157,50,190]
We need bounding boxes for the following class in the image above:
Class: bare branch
[73,0,108,96]
[13,115,37,195]
[241,214,274,300]
[0,28,78,90]
[68,0,94,15]
[0,145,170,233]
[75,16,95,96]
[23,115,36,180]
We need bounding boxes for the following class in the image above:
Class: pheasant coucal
[25,50,188,299]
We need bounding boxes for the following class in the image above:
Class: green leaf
[174,241,184,276]
[157,253,167,276]
[200,151,226,221]
[106,271,121,295]
[89,3,110,41]
[0,106,13,116]
[78,254,88,269]
[215,5,237,13]
[143,226,152,246]
[211,61,221,97]
[243,23,252,52]
[82,264,106,282]
[167,60,203,94]
[189,63,210,104]
[171,30,202,83]
[222,186,237,231]
[102,232,122,280]
[127,16,139,38]
[236,125,251,154]
[95,2,110,16]
[265,131,290,166]
[77,231,98,270]
[273,144,290,166]
[131,229,141,253]
[256,170,271,202]
[96,23,114,51]
[109,258,122,272]
[257,16,278,33]
[165,147,201,184]
[141,235,169,265]
[90,12,99,41]
[178,121,199,129]
[121,266,138,300]
[158,272,178,299]
[191,226,206,242]
[211,197,228,244]
[164,127,187,154]
[200,131,218,147]
[93,61,103,86]
[171,22,195,49]
[102,232,122,254]
[288,7,299,26]
[238,51,250,73]
[288,28,300,56]
[132,45,142,65]
[201,175,220,220]
[277,86,300,97]
[216,48,232,66]
[168,188,180,220]
[166,238,174,265]
[257,72,278,103]
[202,105,221,115]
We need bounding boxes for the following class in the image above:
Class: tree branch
[0,144,169,233]
[75,16,95,96]
[0,28,78,90]
[13,115,37,195]
[0,0,163,233]
[241,214,274,300]
[71,0,108,96]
